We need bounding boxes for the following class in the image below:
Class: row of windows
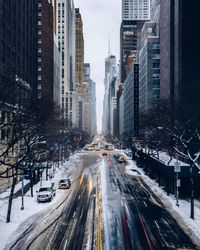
[58,3,65,8]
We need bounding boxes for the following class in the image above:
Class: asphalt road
[8,151,198,250]
[9,153,100,250]
[101,153,197,250]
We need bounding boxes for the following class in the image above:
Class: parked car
[58,178,71,189]
[94,145,100,151]
[84,144,94,151]
[37,182,56,202]
[124,149,132,158]
[88,146,94,151]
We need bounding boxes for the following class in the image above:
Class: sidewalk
[125,158,200,247]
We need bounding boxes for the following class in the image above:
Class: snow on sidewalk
[0,153,83,250]
[125,159,200,247]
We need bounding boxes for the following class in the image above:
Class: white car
[124,149,132,158]
[59,178,71,189]
[37,183,56,202]
[94,145,100,151]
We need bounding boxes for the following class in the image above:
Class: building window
[38,75,41,80]
[38,29,42,35]
[38,38,42,43]
[38,48,42,53]
[38,66,42,71]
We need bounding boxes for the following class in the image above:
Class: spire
[108,34,111,56]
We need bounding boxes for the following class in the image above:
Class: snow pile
[155,151,189,166]
[140,147,189,166]
[0,153,83,250]
[125,159,200,246]
[0,179,30,199]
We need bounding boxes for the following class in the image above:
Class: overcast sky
[74,0,121,133]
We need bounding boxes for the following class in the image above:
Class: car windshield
[39,187,51,192]
[60,179,68,183]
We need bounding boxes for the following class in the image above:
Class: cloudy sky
[74,0,121,132]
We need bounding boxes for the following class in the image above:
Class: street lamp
[174,160,181,207]
[21,163,25,210]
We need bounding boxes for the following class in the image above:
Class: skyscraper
[56,0,76,126]
[160,0,200,121]
[122,0,150,21]
[37,0,54,106]
[120,0,150,82]
[123,64,139,136]
[0,1,38,105]
[0,0,38,192]
[102,55,117,136]
[120,20,137,83]
[139,23,160,112]
[139,0,160,113]
[75,8,84,85]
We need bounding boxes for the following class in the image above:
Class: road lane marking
[63,239,68,250]
[143,201,148,207]
[73,211,76,218]
[154,220,160,230]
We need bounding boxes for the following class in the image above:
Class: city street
[1,1,200,250]
[6,151,197,250]
[101,153,197,250]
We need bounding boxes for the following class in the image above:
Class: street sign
[177,179,181,187]
[174,161,181,172]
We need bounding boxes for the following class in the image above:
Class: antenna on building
[108,34,111,56]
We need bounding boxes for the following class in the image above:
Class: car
[84,144,94,151]
[58,178,71,189]
[37,183,56,202]
[113,153,121,160]
[104,143,115,150]
[84,144,90,150]
[88,146,94,151]
[124,149,132,158]
[117,155,127,164]
[102,150,108,156]
[94,145,100,151]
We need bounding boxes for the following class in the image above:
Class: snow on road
[100,157,112,250]
[125,158,200,247]
[0,153,83,250]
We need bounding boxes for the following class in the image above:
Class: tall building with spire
[102,55,118,136]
